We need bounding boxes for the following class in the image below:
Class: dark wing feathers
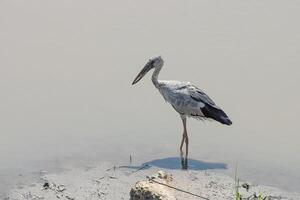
[187,84,232,125]
[201,103,232,125]
[187,84,216,106]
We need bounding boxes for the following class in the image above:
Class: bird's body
[156,80,232,125]
[157,80,206,117]
[132,56,232,165]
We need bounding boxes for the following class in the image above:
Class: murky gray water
[1,0,300,195]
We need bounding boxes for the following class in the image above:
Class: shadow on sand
[121,157,227,171]
[144,157,227,170]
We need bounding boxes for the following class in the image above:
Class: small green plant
[234,178,243,200]
[258,192,264,200]
[234,163,242,200]
[234,163,270,200]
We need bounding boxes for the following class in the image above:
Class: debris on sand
[42,182,49,190]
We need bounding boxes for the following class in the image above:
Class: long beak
[132,62,153,85]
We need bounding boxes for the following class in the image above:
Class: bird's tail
[218,115,233,125]
[202,104,232,125]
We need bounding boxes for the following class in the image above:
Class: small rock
[157,171,173,182]
[57,185,66,192]
[42,182,50,190]
[65,195,75,200]
[130,171,175,200]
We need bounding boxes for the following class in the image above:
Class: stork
[132,56,232,166]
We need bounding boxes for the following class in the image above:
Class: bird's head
[132,56,164,85]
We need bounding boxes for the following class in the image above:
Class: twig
[106,165,117,171]
[130,155,132,165]
[130,164,150,174]
[146,176,210,200]
[108,176,118,179]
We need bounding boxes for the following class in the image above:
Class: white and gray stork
[132,56,232,162]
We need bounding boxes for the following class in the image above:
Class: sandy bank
[6,161,300,200]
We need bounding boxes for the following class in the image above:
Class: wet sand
[6,159,300,200]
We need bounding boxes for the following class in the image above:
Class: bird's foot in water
[180,155,188,170]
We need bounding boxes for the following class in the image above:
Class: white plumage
[158,81,206,119]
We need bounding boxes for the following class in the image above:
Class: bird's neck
[152,66,162,88]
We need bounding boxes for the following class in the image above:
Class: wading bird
[132,56,232,165]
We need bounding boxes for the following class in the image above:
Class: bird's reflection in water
[120,157,227,172]
[143,157,227,170]
[181,156,188,170]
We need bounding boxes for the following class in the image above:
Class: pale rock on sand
[130,171,175,200]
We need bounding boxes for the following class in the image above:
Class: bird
[132,56,232,166]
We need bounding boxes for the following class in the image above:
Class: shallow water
[1,0,300,195]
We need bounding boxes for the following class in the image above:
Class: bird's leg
[180,132,185,158]
[180,115,189,169]
[180,133,185,168]
[185,130,189,158]
[180,115,187,161]
[182,116,189,159]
